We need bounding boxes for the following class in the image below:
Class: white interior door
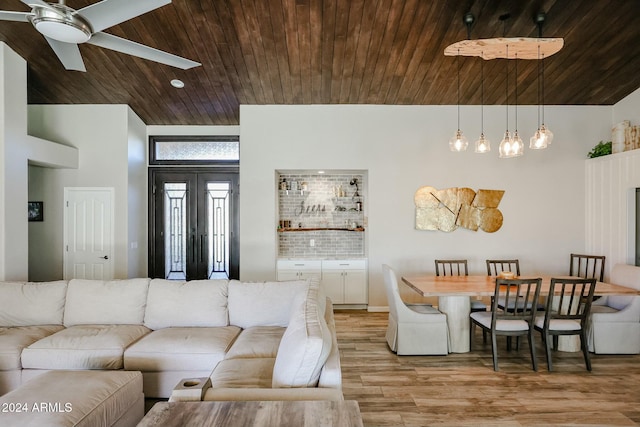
[64,188,114,280]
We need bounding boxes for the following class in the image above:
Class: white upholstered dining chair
[588,263,640,354]
[382,264,448,355]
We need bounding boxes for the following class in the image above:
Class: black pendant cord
[480,53,484,135]
[505,45,509,132]
[457,49,461,131]
[541,53,546,125]
[537,45,541,129]
[514,52,518,133]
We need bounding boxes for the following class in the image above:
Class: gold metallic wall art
[415,187,505,233]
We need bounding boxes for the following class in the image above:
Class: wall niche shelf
[278,227,365,232]
[277,171,367,258]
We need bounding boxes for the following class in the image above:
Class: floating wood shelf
[278,227,365,232]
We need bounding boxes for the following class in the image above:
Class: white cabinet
[277,259,368,305]
[321,260,367,304]
[276,260,322,281]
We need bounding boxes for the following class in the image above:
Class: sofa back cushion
[272,279,332,388]
[144,279,229,329]
[227,280,309,328]
[0,281,68,326]
[609,264,640,310]
[64,279,150,326]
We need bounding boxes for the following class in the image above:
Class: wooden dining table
[401,275,640,353]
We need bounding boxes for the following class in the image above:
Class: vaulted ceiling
[1,0,639,125]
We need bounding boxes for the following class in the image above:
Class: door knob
[101,256,109,260]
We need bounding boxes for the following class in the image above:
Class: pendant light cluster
[445,12,561,157]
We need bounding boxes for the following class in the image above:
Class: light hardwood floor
[335,310,640,427]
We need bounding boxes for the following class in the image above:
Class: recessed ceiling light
[170,79,185,89]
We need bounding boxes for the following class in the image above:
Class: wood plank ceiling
[0,0,639,125]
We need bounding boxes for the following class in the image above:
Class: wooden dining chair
[435,259,468,277]
[570,254,605,282]
[534,277,596,371]
[486,259,520,276]
[470,277,542,371]
[435,259,486,313]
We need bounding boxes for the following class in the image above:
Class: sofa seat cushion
[0,326,64,370]
[0,370,143,427]
[21,325,151,370]
[210,358,275,388]
[224,326,285,360]
[124,326,241,371]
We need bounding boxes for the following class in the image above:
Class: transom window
[149,136,239,165]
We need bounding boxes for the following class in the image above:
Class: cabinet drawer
[277,259,322,270]
[322,260,367,270]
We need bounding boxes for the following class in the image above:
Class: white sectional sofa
[0,277,342,401]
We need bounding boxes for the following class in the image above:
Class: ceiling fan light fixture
[30,6,92,44]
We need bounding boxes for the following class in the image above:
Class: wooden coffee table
[138,400,364,427]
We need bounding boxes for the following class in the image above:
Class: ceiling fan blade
[78,0,170,33]
[44,37,86,72]
[19,0,50,8]
[87,32,200,70]
[0,11,31,22]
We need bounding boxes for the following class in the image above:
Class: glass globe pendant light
[498,46,516,158]
[510,53,524,157]
[475,53,490,153]
[530,45,548,149]
[449,50,468,152]
[538,53,553,145]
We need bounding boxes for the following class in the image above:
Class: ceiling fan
[0,0,200,72]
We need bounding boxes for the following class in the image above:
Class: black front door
[149,169,239,280]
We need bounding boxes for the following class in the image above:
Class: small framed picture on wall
[28,201,43,222]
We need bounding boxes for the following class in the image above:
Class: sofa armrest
[169,377,212,402]
[318,298,342,389]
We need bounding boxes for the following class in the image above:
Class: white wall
[27,104,141,280]
[0,43,77,281]
[613,87,640,125]
[583,86,640,275]
[127,109,148,278]
[239,104,611,309]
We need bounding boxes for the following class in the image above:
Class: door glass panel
[164,183,187,280]
[207,182,230,279]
